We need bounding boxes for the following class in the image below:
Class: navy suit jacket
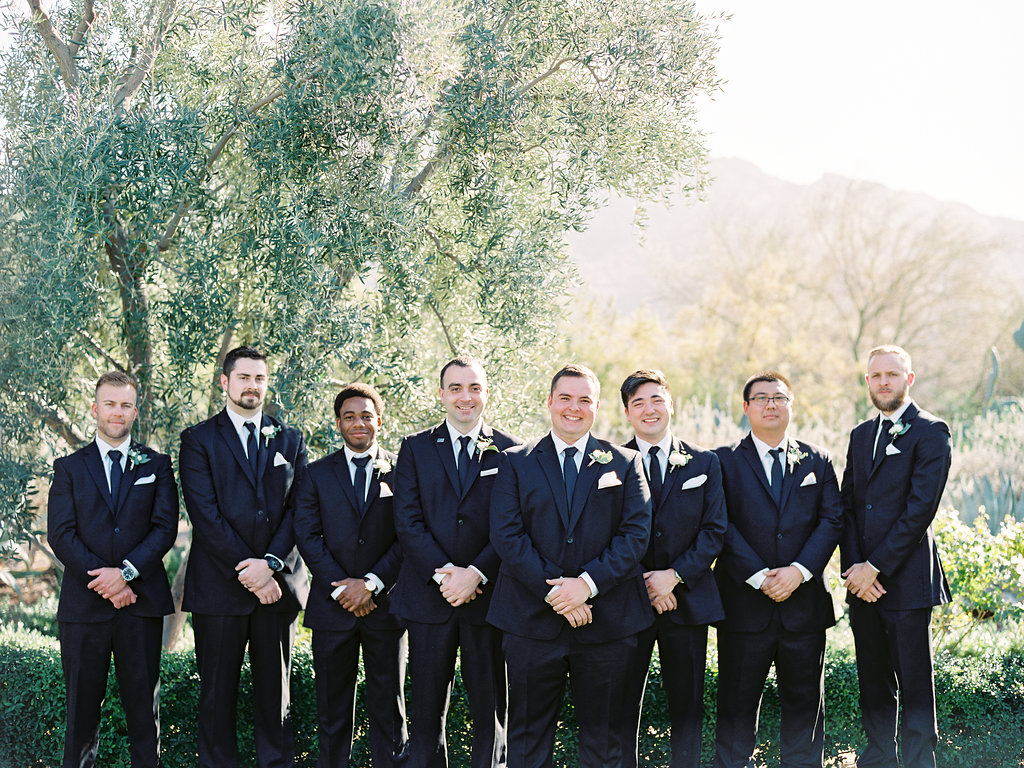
[48,441,177,622]
[391,422,522,625]
[840,402,952,610]
[487,434,653,643]
[293,446,403,631]
[179,409,309,615]
[714,435,842,633]
[625,436,726,626]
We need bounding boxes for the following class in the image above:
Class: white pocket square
[133,474,156,485]
[378,482,393,498]
[480,467,498,477]
[680,474,707,490]
[273,452,289,467]
[799,472,817,487]
[885,443,901,456]
[598,471,622,489]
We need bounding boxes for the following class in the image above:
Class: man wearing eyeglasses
[713,372,842,768]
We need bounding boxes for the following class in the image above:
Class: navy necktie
[352,455,371,513]
[769,447,783,507]
[874,418,893,462]
[108,449,123,503]
[457,435,472,494]
[244,421,258,477]
[563,446,578,510]
[648,445,663,498]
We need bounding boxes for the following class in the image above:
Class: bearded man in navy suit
[392,356,522,768]
[48,370,178,768]
[293,382,409,768]
[488,364,652,768]
[713,371,842,768]
[618,369,726,768]
[840,345,951,768]
[179,345,309,768]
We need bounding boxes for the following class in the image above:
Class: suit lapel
[113,442,141,516]
[363,447,387,513]
[431,423,461,495]
[867,403,918,482]
[255,416,273,485]
[329,451,360,516]
[778,442,797,511]
[535,435,570,529]
[568,436,603,533]
[83,442,116,514]
[658,437,683,507]
[217,411,257,487]
[457,425,491,501]
[739,435,775,507]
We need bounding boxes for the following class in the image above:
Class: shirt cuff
[865,561,880,574]
[433,561,455,585]
[791,562,812,582]
[746,568,770,590]
[468,565,488,585]
[579,572,598,598]
[364,573,385,594]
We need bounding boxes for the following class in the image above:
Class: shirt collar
[635,433,673,457]
[95,435,131,458]
[551,431,590,457]
[877,399,913,425]
[225,405,263,436]
[750,432,789,463]
[446,419,482,446]
[344,444,377,464]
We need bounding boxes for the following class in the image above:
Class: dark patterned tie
[352,455,371,514]
[108,449,123,503]
[563,446,578,510]
[769,447,783,507]
[457,435,472,494]
[244,421,258,477]
[648,445,663,498]
[874,418,893,462]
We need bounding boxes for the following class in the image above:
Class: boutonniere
[588,449,613,467]
[667,449,692,470]
[888,419,911,439]
[475,436,499,457]
[261,424,281,447]
[127,447,150,470]
[373,456,392,476]
[786,444,808,471]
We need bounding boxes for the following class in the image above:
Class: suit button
[567,537,574,544]
[866,504,873,510]
[358,538,365,545]
[655,531,662,538]
[457,518,464,525]
[777,533,783,540]
[113,527,120,534]
[257,510,265,517]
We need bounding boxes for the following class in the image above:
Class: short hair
[549,364,601,397]
[223,345,267,376]
[95,370,138,395]
[439,355,485,389]
[868,344,912,371]
[743,371,793,402]
[333,382,385,420]
[620,369,671,408]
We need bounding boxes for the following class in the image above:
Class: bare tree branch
[25,393,88,448]
[427,300,458,356]
[110,0,178,113]
[26,0,77,91]
[69,0,95,54]
[75,328,125,372]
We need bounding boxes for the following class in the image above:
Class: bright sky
[692,1,1024,221]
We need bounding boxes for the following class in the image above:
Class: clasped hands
[644,569,679,614]
[842,562,886,602]
[86,567,136,609]
[236,558,282,605]
[435,565,483,607]
[330,577,377,617]
[760,565,803,603]
[545,576,593,628]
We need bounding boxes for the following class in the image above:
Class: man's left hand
[87,567,126,599]
[644,569,679,601]
[436,566,483,606]
[545,577,590,614]
[236,558,274,591]
[761,565,803,602]
[333,578,376,613]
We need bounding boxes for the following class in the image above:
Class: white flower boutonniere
[475,437,499,457]
[261,424,281,447]
[786,444,808,471]
[127,447,150,470]
[888,419,911,439]
[667,449,692,470]
[588,449,613,467]
[373,457,392,476]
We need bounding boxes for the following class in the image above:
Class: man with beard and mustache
[179,345,309,768]
[840,345,951,768]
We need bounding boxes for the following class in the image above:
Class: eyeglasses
[747,394,791,407]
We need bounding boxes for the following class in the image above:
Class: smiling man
[840,346,951,768]
[713,371,842,768]
[617,369,726,768]
[488,364,652,768]
[392,356,521,768]
[179,345,309,768]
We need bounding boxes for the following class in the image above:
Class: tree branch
[26,0,77,92]
[69,0,95,55]
[75,328,125,372]
[110,0,178,113]
[427,300,458,356]
[24,393,88,449]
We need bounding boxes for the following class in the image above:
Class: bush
[2,626,1023,767]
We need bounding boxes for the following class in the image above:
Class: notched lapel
[113,443,142,515]
[568,436,604,532]
[217,413,257,487]
[536,437,570,529]
[739,437,774,505]
[329,451,360,515]
[432,425,461,494]
[84,442,116,513]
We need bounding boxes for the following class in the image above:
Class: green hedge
[2,625,1023,767]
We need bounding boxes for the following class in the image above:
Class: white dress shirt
[550,431,598,598]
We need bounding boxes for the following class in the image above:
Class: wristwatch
[120,561,139,582]
[264,553,285,572]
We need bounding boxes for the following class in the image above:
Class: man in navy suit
[48,370,178,768]
[488,363,652,768]
[179,345,309,768]
[713,371,842,768]
[392,356,521,768]
[617,369,726,768]
[293,382,409,768]
[840,345,951,768]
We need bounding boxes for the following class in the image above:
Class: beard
[869,384,909,413]
[229,389,263,410]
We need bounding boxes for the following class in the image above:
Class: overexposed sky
[692,1,1024,221]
